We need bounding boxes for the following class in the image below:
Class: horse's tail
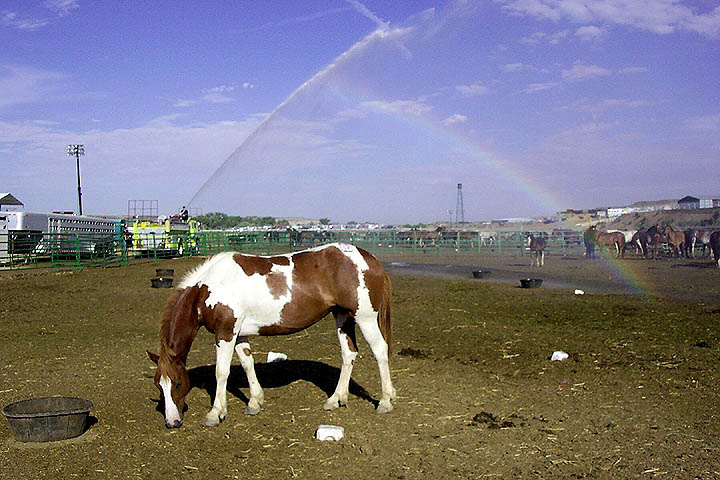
[377,272,393,356]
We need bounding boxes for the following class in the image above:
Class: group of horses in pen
[528,224,720,268]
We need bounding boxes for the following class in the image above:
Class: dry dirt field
[1,249,719,479]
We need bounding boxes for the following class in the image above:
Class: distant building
[0,193,23,210]
[607,207,634,217]
[678,195,720,209]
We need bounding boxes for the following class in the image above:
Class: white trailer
[0,211,120,263]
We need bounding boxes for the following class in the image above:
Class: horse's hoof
[244,405,261,415]
[322,398,339,411]
[202,413,223,427]
[375,401,393,414]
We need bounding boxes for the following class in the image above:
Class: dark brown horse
[527,234,546,267]
[711,231,720,268]
[148,243,395,428]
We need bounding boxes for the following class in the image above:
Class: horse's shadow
[671,261,717,269]
[188,360,377,408]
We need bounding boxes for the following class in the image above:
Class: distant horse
[147,243,395,428]
[588,226,625,258]
[583,228,596,258]
[685,229,713,258]
[663,225,685,257]
[711,231,720,268]
[527,234,546,267]
[630,225,660,258]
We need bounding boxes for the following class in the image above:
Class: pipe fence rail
[1,229,588,271]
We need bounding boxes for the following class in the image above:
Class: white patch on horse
[179,251,295,336]
[159,374,182,426]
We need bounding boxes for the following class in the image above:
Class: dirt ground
[1,250,719,479]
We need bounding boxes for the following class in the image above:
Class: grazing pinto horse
[711,231,720,268]
[147,243,395,428]
[527,234,546,267]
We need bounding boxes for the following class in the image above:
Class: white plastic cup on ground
[315,425,344,441]
[551,351,569,361]
[574,289,585,295]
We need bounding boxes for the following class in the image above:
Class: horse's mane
[158,286,205,365]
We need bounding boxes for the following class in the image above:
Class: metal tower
[455,183,464,225]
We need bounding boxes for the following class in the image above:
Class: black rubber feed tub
[3,397,93,443]
[472,270,491,279]
[155,268,174,277]
[151,277,173,288]
[520,278,543,288]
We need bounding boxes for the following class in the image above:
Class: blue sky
[1,0,719,223]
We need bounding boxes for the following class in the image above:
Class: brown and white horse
[527,234,546,267]
[587,226,625,258]
[147,243,395,428]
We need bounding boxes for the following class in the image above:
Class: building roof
[0,193,23,206]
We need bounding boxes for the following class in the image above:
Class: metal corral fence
[0,229,586,271]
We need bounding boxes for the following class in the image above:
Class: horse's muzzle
[165,419,183,429]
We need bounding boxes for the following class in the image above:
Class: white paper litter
[551,351,569,361]
[267,351,287,363]
[574,289,585,295]
[315,425,344,441]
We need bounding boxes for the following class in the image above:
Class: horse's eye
[175,382,182,389]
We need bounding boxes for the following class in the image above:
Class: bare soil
[1,250,719,479]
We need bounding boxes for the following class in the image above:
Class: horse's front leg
[235,337,264,415]
[324,314,358,411]
[203,336,237,427]
[540,250,545,266]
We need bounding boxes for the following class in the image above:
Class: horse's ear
[147,350,159,365]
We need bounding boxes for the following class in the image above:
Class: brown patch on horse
[243,347,252,356]
[266,271,288,298]
[259,247,360,335]
[198,299,237,344]
[233,254,290,276]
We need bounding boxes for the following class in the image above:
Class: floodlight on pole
[67,144,85,215]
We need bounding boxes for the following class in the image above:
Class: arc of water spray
[188,14,411,207]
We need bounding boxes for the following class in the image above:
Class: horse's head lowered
[147,348,191,428]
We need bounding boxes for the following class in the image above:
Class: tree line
[193,212,289,229]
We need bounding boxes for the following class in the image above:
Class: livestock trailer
[0,211,121,264]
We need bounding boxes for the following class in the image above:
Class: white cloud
[2,1,78,31]
[1,10,49,31]
[360,99,431,116]
[443,114,467,126]
[575,25,603,40]
[499,0,720,38]
[561,62,611,81]
[504,62,535,72]
[522,81,559,93]
[686,113,720,132]
[570,98,653,113]
[0,65,67,108]
[242,82,255,89]
[44,0,79,17]
[456,82,490,97]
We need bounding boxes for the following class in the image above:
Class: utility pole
[67,144,85,215]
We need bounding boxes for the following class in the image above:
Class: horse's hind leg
[357,314,396,414]
[323,313,358,411]
[540,250,545,267]
[203,336,237,427]
[235,337,264,415]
